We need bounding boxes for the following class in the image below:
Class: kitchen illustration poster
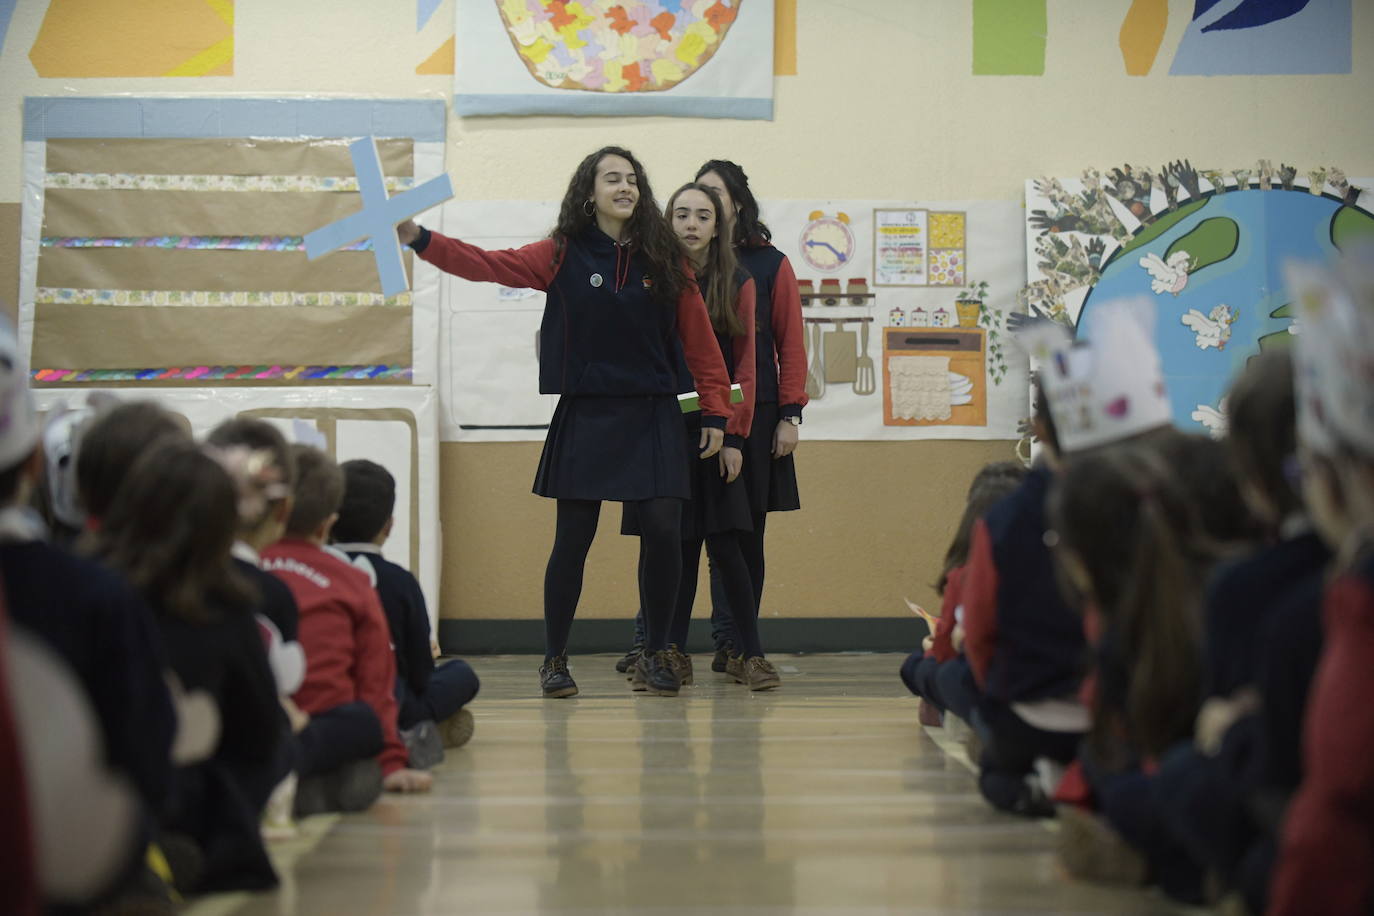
[439,198,1028,443]
[1022,165,1374,437]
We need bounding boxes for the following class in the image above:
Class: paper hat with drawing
[1286,244,1374,457]
[1018,299,1172,454]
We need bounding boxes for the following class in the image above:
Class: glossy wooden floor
[197,654,1190,916]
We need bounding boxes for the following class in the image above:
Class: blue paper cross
[304,136,454,297]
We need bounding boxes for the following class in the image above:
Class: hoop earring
[582,199,595,217]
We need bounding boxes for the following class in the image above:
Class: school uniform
[900,566,963,709]
[156,597,283,893]
[336,543,480,729]
[262,538,407,778]
[411,226,732,501]
[960,465,1089,813]
[1268,552,1374,916]
[0,536,176,813]
[707,244,808,649]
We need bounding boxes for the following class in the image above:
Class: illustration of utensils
[805,322,825,400]
[854,321,876,395]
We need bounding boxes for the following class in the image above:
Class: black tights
[670,530,763,658]
[543,498,682,658]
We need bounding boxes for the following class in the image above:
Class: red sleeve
[961,519,1000,689]
[726,278,757,442]
[416,231,559,291]
[350,579,408,776]
[677,275,732,425]
[931,566,964,663]
[771,255,809,412]
[1268,577,1374,916]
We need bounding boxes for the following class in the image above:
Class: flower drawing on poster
[1023,159,1374,437]
[495,0,741,93]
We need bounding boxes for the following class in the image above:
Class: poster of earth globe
[1023,164,1374,437]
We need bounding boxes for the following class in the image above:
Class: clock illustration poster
[436,198,1028,444]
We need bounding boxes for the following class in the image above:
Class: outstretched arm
[400,220,559,291]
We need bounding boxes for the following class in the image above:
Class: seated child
[262,446,431,814]
[91,437,284,894]
[331,459,479,768]
[900,460,1025,726]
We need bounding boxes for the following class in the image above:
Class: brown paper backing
[37,247,408,295]
[43,188,401,238]
[45,138,415,178]
[31,304,413,368]
[0,203,19,321]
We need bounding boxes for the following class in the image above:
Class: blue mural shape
[1077,187,1374,433]
[1171,0,1350,74]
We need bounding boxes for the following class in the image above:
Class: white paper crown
[0,316,40,472]
[1024,298,1172,453]
[1285,244,1374,457]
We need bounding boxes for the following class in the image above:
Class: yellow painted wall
[1,1,1372,627]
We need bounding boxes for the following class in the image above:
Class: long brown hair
[91,438,252,624]
[936,461,1027,595]
[666,182,745,337]
[694,159,771,247]
[1048,443,1216,756]
[552,146,687,304]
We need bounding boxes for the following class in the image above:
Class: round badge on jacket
[590,273,603,288]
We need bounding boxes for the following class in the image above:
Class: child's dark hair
[694,159,771,247]
[936,461,1028,595]
[1225,349,1302,529]
[1031,373,1060,456]
[285,445,343,538]
[552,146,686,304]
[1150,429,1259,546]
[665,182,746,337]
[1048,443,1216,757]
[91,438,251,624]
[205,417,298,532]
[76,401,189,520]
[333,459,396,544]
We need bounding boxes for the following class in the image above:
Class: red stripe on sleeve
[728,278,757,439]
[771,255,809,410]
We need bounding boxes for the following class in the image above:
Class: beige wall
[2,1,1373,623]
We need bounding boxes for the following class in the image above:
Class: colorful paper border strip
[32,365,413,382]
[34,287,412,307]
[45,172,417,192]
[42,235,375,251]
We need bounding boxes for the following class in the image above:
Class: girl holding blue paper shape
[397,146,732,700]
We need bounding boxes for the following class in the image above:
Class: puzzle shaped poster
[453,0,774,118]
[1023,163,1374,436]
[19,97,448,386]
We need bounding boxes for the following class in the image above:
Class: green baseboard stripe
[439,617,927,655]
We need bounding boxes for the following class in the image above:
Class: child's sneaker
[262,772,299,841]
[711,643,735,673]
[615,644,643,675]
[725,653,746,683]
[400,719,444,770]
[664,645,694,685]
[1056,804,1147,885]
[294,758,383,818]
[743,657,782,691]
[634,650,680,697]
[539,655,578,698]
[917,698,944,727]
[439,707,475,749]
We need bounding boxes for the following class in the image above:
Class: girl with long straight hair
[627,183,779,689]
[398,147,732,698]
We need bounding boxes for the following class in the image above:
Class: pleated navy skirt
[621,411,753,539]
[741,401,801,514]
[533,394,690,502]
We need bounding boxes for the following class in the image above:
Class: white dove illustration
[1140,250,1192,295]
[1180,304,1237,350]
[1191,399,1228,439]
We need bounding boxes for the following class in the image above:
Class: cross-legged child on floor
[262,446,432,816]
[331,459,479,769]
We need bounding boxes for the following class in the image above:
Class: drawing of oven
[882,327,986,427]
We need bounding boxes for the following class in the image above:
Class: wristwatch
[781,415,802,427]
